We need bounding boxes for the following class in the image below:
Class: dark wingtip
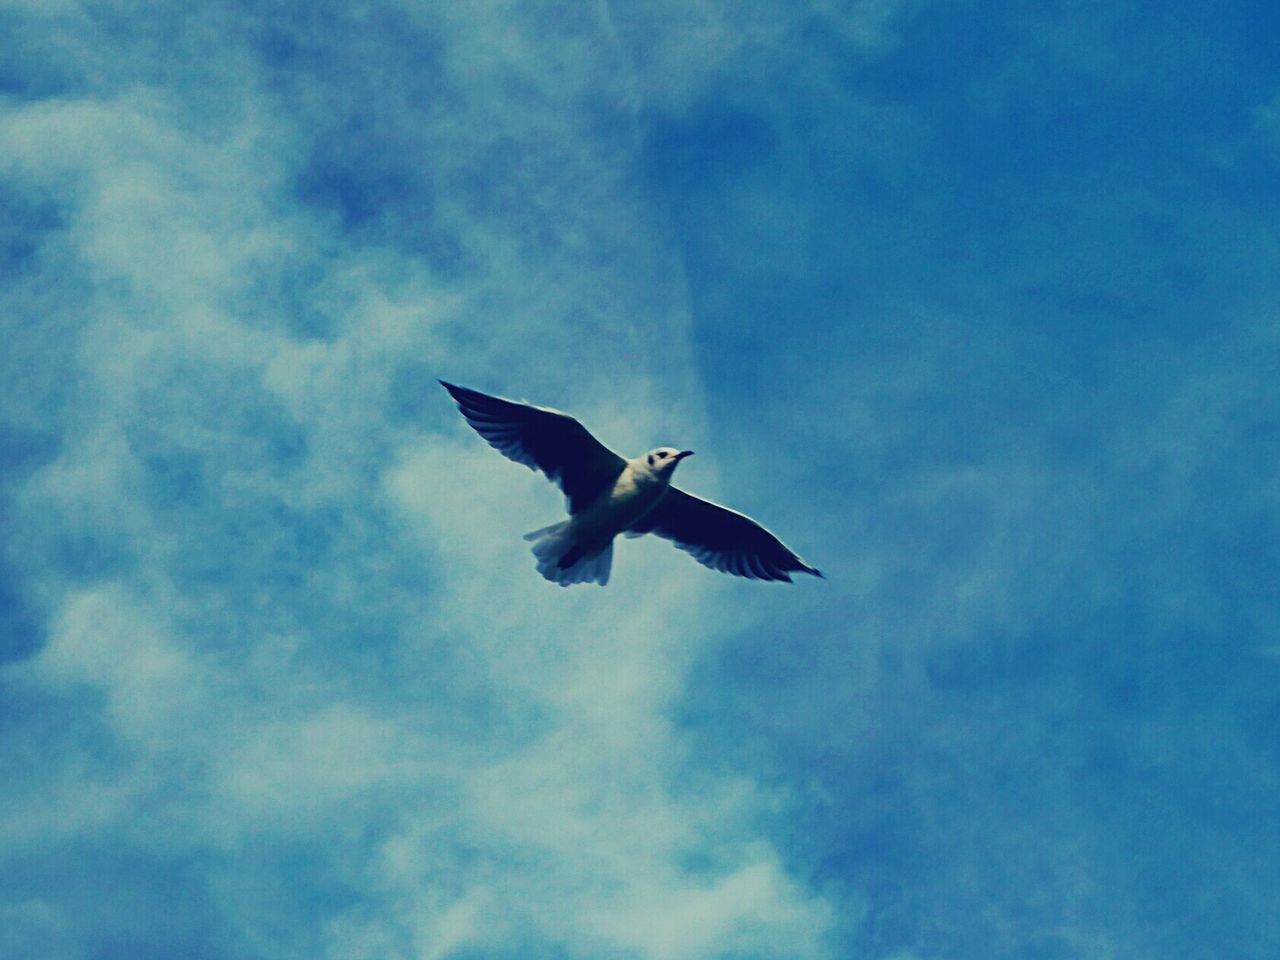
[777,567,822,584]
[439,380,474,406]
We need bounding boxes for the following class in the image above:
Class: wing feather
[629,487,822,583]
[440,381,626,513]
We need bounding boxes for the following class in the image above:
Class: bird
[439,381,823,587]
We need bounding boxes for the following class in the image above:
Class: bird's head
[642,447,694,479]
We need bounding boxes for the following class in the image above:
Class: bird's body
[568,454,670,550]
[522,451,679,584]
[439,381,822,587]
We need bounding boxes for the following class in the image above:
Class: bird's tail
[523,522,613,587]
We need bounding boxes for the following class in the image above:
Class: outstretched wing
[629,487,822,583]
[440,381,626,513]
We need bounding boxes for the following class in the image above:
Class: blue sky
[2,1,1278,958]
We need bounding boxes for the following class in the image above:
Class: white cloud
[31,583,203,744]
[378,434,833,958]
[219,703,420,812]
[0,900,78,960]
[589,858,831,960]
[0,3,837,957]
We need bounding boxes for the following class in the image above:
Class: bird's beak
[675,450,695,461]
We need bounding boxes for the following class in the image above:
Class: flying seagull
[440,381,822,587]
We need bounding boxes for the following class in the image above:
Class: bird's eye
[658,451,667,459]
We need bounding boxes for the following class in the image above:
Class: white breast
[570,460,669,543]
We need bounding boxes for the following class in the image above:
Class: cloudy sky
[3,1,1279,958]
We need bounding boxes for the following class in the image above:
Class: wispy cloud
[1,3,835,958]
[6,1,1279,957]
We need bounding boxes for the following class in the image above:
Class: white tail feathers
[523,522,613,586]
